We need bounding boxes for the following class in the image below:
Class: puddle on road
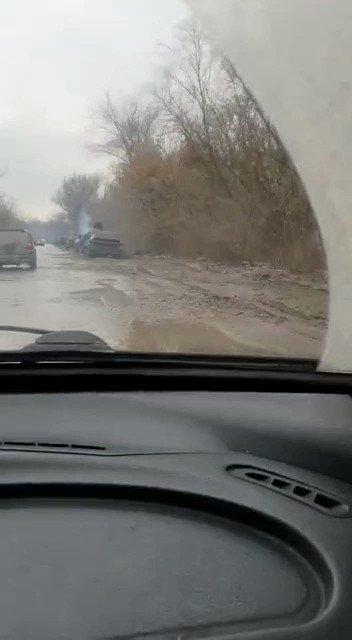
[100,285,133,308]
[124,318,251,354]
[70,284,133,309]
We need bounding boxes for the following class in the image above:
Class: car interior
[0,352,350,639]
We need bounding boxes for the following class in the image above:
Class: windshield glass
[0,0,341,367]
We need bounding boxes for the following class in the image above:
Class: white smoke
[77,208,91,235]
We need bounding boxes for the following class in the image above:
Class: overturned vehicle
[80,230,124,258]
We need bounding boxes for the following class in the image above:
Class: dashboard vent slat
[246,471,270,483]
[272,478,291,490]
[0,441,106,453]
[228,465,350,517]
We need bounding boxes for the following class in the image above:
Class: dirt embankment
[68,247,327,356]
[118,256,328,358]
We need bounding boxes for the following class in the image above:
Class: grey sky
[0,0,188,219]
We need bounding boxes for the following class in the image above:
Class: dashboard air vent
[0,441,106,453]
[228,465,350,517]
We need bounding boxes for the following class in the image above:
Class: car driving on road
[0,229,37,270]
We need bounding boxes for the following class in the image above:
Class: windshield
[0,0,345,369]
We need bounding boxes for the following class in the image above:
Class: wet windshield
[0,0,343,367]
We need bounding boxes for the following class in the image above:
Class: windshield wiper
[0,327,113,353]
[0,325,51,335]
[0,326,320,371]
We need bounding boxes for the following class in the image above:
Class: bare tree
[96,94,160,164]
[52,174,100,231]
[91,19,323,269]
[0,194,19,226]
[154,22,233,188]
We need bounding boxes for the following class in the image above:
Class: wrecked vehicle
[81,230,124,258]
[66,235,78,250]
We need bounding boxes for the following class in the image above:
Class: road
[0,244,133,350]
[0,244,327,355]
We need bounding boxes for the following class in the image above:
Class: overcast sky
[0,0,188,219]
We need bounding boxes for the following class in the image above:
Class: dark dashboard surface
[0,391,351,639]
[1,391,351,481]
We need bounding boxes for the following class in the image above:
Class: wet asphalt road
[0,244,131,350]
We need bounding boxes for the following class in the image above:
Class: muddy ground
[0,244,328,357]
[122,255,327,357]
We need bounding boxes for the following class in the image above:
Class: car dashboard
[0,391,351,639]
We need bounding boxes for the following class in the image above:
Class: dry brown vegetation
[93,20,325,271]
